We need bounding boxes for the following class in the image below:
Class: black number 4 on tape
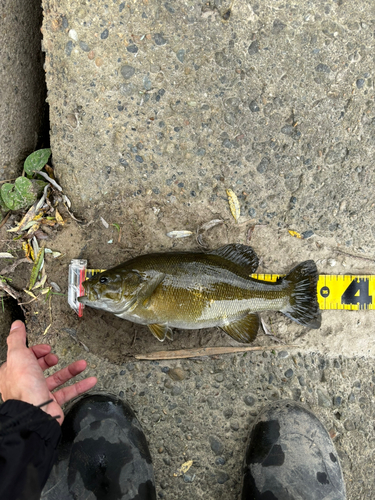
[341,278,372,309]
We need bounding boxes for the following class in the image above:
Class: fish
[78,244,321,343]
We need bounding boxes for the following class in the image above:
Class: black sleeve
[0,399,62,500]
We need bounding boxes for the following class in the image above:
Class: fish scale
[129,255,287,328]
[75,244,321,344]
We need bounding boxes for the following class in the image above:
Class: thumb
[7,321,27,352]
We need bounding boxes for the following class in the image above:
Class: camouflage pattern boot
[241,400,346,500]
[42,393,156,500]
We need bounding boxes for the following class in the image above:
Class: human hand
[0,320,97,424]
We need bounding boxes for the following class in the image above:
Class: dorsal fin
[209,244,259,274]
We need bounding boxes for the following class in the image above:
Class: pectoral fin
[121,272,165,314]
[220,313,259,343]
[148,323,173,342]
[117,273,165,316]
[138,272,165,300]
[120,295,138,314]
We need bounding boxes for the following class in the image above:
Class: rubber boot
[41,393,156,500]
[241,400,346,500]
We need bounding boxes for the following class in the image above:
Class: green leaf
[0,194,7,211]
[24,148,51,177]
[1,177,37,210]
[29,247,45,290]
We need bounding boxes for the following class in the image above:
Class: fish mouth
[78,289,99,303]
[77,295,89,304]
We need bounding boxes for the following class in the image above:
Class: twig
[332,248,375,263]
[260,317,284,344]
[237,218,257,227]
[0,258,30,275]
[134,344,298,360]
[246,225,255,244]
[196,219,224,249]
[0,212,11,229]
[0,179,16,184]
[131,329,137,347]
[35,184,50,212]
[63,202,84,223]
[48,293,52,329]
[79,340,90,352]
[34,170,63,192]
[0,281,21,300]
[18,296,38,305]
[0,281,28,314]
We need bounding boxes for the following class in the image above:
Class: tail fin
[281,260,321,329]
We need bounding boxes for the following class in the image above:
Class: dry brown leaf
[55,208,64,224]
[22,242,32,259]
[43,324,52,335]
[174,460,194,477]
[23,289,37,299]
[199,219,223,232]
[45,165,55,179]
[0,253,14,259]
[166,230,193,238]
[26,222,41,236]
[7,204,38,233]
[226,189,240,222]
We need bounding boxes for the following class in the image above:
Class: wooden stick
[134,344,298,360]
[0,212,10,229]
[0,179,16,185]
[332,248,375,263]
[0,257,30,275]
[0,280,21,300]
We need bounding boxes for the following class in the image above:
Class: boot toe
[42,393,156,500]
[242,400,346,500]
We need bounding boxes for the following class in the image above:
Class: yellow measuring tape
[252,274,375,311]
[85,269,105,280]
[84,269,375,312]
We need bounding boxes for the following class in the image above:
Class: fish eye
[100,276,109,284]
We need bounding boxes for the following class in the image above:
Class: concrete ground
[0,0,47,181]
[1,0,375,499]
[39,331,375,500]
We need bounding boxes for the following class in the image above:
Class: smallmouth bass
[78,244,321,343]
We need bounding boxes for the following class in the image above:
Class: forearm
[0,400,61,500]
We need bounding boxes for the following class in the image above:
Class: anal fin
[148,323,172,342]
[220,313,259,343]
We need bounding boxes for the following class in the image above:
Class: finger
[46,360,88,392]
[31,344,51,358]
[53,377,98,407]
[7,321,27,352]
[38,353,59,371]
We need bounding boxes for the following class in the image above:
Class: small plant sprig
[0,149,51,213]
